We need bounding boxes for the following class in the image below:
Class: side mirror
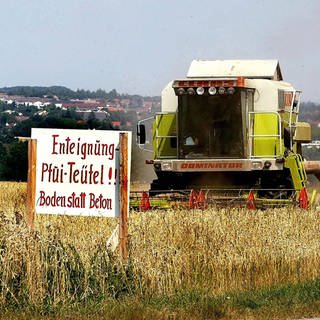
[137,124,146,144]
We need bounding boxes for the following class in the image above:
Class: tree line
[0,86,120,100]
[0,85,159,102]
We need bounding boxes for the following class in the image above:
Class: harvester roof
[187,60,283,81]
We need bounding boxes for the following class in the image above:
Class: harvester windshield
[178,89,252,159]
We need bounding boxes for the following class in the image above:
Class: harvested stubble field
[1,181,320,319]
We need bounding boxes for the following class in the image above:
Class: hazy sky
[0,0,319,102]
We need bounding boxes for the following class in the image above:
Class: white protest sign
[31,128,131,217]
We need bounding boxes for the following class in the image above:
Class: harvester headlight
[208,87,217,95]
[177,87,185,95]
[218,87,226,95]
[187,88,195,95]
[252,161,263,170]
[196,87,205,95]
[227,87,235,95]
[161,162,173,171]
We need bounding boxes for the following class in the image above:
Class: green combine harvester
[137,60,316,208]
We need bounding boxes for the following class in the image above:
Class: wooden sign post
[26,139,37,229]
[27,129,131,259]
[119,132,129,260]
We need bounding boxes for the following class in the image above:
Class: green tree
[108,89,118,100]
[1,141,28,181]
[0,142,7,179]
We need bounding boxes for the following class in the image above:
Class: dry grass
[1,181,320,309]
[129,208,320,295]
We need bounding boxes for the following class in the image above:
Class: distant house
[4,109,15,114]
[112,98,121,107]
[62,102,102,110]
[76,110,109,121]
[120,98,130,108]
[112,121,121,128]
[106,100,118,108]
[143,100,153,110]
[26,101,45,108]
[36,110,48,116]
[107,106,125,112]
[15,115,29,122]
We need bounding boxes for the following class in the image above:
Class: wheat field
[0,181,320,309]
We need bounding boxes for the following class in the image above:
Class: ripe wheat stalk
[0,181,320,306]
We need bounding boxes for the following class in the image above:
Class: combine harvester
[136,60,318,209]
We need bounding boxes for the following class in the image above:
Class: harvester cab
[138,60,312,204]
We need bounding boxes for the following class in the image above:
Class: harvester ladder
[284,153,307,190]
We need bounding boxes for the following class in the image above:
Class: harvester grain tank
[137,60,314,202]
